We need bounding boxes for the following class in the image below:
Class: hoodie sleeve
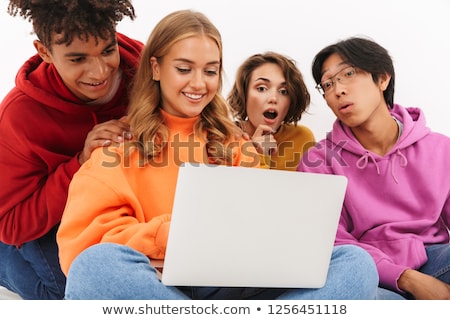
[57,148,171,276]
[441,135,450,226]
[443,192,450,231]
[0,93,81,245]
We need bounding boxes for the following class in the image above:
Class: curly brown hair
[7,0,135,49]
[228,51,310,125]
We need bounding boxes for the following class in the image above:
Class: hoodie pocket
[365,237,427,269]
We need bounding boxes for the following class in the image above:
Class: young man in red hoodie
[0,0,143,299]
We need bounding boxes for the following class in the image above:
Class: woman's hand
[250,124,278,156]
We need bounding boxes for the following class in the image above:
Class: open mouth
[339,102,352,110]
[263,110,278,119]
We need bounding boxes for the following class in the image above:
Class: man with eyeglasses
[298,37,450,300]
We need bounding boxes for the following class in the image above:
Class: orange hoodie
[57,110,259,275]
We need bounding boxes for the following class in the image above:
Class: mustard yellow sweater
[57,111,259,275]
[259,124,315,171]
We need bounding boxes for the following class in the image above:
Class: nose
[189,70,206,90]
[268,89,278,103]
[333,80,347,96]
[87,57,108,79]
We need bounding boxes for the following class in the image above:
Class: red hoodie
[0,33,143,245]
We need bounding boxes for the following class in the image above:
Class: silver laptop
[161,163,347,288]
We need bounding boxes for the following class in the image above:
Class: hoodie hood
[326,104,431,183]
[328,104,430,156]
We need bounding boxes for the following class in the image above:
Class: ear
[33,40,53,64]
[378,72,392,92]
[150,56,160,81]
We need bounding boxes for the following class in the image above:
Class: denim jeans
[377,243,450,299]
[0,225,66,299]
[65,243,378,300]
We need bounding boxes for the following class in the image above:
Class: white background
[1,0,449,140]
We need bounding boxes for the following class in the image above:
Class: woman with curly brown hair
[228,52,315,171]
[0,0,143,299]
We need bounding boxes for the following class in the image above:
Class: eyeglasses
[315,66,357,95]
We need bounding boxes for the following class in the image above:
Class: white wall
[1,0,449,140]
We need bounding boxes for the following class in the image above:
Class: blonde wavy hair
[127,9,239,165]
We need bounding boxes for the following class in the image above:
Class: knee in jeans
[69,243,123,275]
[336,245,378,279]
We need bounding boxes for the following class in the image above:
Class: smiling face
[35,35,120,102]
[320,53,390,128]
[245,63,290,134]
[151,35,221,118]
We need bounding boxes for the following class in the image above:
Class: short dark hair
[312,37,395,108]
[8,0,135,49]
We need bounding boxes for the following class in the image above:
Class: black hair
[312,37,395,108]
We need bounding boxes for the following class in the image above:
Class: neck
[352,114,399,156]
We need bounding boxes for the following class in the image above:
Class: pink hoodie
[298,104,450,292]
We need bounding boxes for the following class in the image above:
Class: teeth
[184,93,202,99]
[87,81,103,86]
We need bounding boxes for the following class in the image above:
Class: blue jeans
[0,226,66,299]
[377,243,450,299]
[65,243,378,300]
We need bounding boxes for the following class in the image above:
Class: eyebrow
[321,61,351,79]
[254,77,286,86]
[63,39,118,58]
[174,58,220,66]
